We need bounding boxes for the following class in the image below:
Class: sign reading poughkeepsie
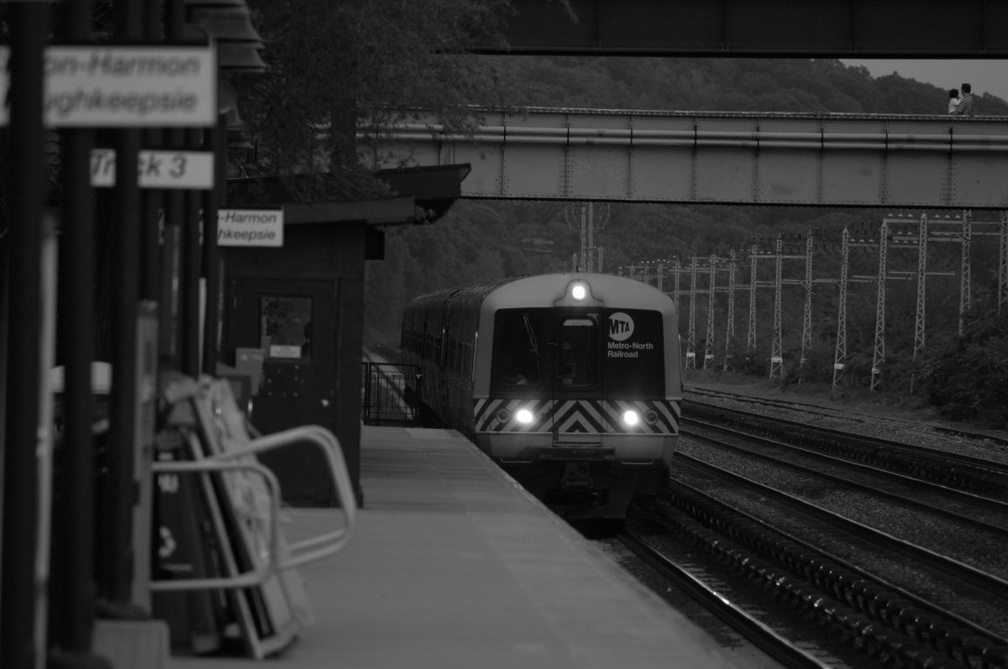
[0,45,217,127]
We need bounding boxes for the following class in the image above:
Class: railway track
[684,386,1008,451]
[682,421,1008,545]
[644,396,1008,668]
[682,396,1008,497]
[618,529,843,669]
[626,463,1008,668]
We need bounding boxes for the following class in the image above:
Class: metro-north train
[400,273,682,521]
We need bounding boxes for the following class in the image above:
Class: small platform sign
[0,45,217,127]
[217,209,284,247]
[91,148,215,189]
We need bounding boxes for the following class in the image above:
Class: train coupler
[561,462,593,490]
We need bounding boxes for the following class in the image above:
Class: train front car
[473,274,681,521]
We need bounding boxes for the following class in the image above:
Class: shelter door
[230,277,338,433]
[228,278,344,505]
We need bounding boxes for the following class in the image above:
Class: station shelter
[217,165,469,506]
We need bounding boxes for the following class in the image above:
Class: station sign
[217,209,284,247]
[154,208,284,247]
[91,148,215,189]
[0,44,217,127]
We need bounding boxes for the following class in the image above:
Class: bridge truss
[361,108,1008,209]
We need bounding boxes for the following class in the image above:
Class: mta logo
[608,312,634,341]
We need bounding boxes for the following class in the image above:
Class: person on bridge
[954,83,974,116]
[948,88,960,114]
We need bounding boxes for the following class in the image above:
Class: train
[400,273,682,522]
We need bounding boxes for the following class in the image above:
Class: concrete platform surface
[169,426,743,668]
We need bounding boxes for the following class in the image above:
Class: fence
[361,361,420,426]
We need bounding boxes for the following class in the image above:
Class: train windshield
[491,309,600,392]
[492,311,547,387]
[491,308,665,397]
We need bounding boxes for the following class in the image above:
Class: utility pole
[770,236,783,380]
[723,249,736,370]
[747,243,758,353]
[832,227,849,390]
[870,219,888,393]
[704,254,716,369]
[686,256,698,371]
[799,232,813,375]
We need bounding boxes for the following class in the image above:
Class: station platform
[169,426,743,669]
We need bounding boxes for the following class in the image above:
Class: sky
[842,59,1008,101]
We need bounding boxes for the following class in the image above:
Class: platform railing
[361,361,419,426]
[150,378,357,593]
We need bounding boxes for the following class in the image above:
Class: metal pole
[703,254,715,369]
[870,219,888,392]
[160,0,186,369]
[746,243,757,352]
[723,249,736,370]
[50,0,111,664]
[102,0,145,612]
[958,210,971,335]
[770,236,783,380]
[832,227,849,390]
[2,5,49,668]
[140,1,165,306]
[686,256,697,371]
[799,232,813,375]
[181,141,202,376]
[202,113,225,375]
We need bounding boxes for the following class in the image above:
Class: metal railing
[361,361,419,426]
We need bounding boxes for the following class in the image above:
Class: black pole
[102,0,145,613]
[201,114,225,376]
[140,0,164,304]
[49,0,112,663]
[181,148,202,377]
[1,5,49,668]
[160,0,185,371]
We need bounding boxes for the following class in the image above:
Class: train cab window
[492,312,545,388]
[557,317,597,389]
[259,295,312,360]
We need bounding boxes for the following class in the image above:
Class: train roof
[405,273,674,313]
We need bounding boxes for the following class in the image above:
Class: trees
[236,0,515,191]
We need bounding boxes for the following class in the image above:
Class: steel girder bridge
[359,107,1008,209]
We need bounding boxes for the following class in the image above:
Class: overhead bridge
[358,108,1008,209]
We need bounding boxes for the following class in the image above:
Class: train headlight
[571,282,588,301]
[516,408,535,424]
[622,409,640,427]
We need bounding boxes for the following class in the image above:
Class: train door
[549,312,603,438]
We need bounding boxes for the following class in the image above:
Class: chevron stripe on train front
[601,400,680,434]
[474,398,551,432]
[556,399,679,434]
[475,398,680,433]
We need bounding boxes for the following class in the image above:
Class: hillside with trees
[362,56,1008,423]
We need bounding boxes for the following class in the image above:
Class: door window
[557,317,597,389]
[260,295,312,360]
